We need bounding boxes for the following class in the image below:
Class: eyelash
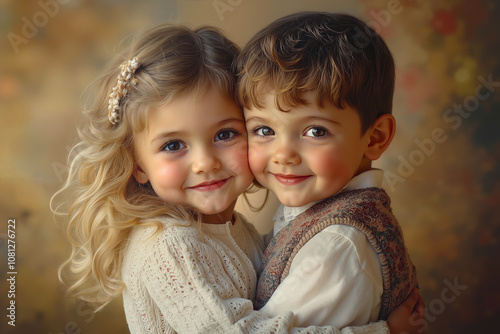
[251,125,330,138]
[160,128,240,153]
[304,126,330,138]
[252,126,275,137]
[161,140,186,152]
[215,128,240,142]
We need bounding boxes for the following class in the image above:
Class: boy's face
[133,87,253,223]
[244,91,372,207]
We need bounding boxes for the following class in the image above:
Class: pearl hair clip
[108,57,140,125]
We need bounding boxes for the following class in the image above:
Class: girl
[52,23,423,333]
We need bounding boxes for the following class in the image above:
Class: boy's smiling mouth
[271,173,311,185]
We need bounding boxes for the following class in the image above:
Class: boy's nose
[272,142,301,165]
[192,149,221,174]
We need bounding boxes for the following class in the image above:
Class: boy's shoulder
[337,186,390,204]
[310,187,392,219]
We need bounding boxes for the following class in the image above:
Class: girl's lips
[272,173,310,185]
[189,178,229,191]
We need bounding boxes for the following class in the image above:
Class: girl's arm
[136,226,406,333]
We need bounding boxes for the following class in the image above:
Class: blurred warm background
[1,0,499,333]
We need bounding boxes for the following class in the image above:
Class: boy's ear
[364,114,396,161]
[132,162,149,184]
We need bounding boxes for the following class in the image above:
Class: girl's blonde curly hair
[51,23,240,310]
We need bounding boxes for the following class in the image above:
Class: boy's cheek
[309,154,353,187]
[305,146,343,172]
[247,147,266,172]
[309,154,336,174]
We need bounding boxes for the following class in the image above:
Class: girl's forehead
[146,89,242,128]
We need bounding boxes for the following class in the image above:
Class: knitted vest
[255,187,418,320]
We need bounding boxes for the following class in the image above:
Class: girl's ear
[132,162,149,184]
[364,114,396,161]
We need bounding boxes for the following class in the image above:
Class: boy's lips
[188,178,229,191]
[271,173,311,185]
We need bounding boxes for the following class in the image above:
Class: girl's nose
[191,148,221,174]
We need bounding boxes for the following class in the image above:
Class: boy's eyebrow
[245,115,341,126]
[302,115,341,126]
[244,115,266,123]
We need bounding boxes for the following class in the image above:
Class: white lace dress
[121,213,389,334]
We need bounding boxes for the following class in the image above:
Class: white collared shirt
[262,169,385,328]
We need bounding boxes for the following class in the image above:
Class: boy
[237,12,418,328]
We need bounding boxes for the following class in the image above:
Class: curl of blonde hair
[51,23,240,310]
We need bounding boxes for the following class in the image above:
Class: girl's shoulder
[121,217,206,286]
[131,216,198,240]
[122,217,202,271]
[126,217,200,254]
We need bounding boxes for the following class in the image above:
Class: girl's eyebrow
[217,117,246,127]
[151,131,182,144]
[150,118,245,144]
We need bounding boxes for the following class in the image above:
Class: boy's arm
[260,224,383,328]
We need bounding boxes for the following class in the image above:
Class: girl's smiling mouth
[188,178,230,191]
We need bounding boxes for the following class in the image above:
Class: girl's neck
[202,214,235,225]
[201,201,236,224]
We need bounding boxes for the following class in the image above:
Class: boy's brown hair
[237,12,395,133]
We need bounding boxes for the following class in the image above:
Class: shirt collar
[273,169,384,234]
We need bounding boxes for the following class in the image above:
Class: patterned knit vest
[255,187,418,320]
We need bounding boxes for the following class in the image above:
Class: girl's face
[133,87,253,223]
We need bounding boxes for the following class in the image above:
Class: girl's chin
[199,203,236,223]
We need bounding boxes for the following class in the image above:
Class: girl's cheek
[227,143,251,174]
[156,162,185,187]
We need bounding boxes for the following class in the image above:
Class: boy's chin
[274,194,311,208]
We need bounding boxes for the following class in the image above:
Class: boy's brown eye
[255,126,275,136]
[304,127,328,137]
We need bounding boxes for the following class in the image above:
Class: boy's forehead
[249,88,307,107]
[248,89,334,113]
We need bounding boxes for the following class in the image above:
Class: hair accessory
[108,57,140,125]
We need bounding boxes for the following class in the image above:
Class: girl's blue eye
[254,126,275,136]
[304,126,328,138]
[161,140,186,151]
[215,129,238,141]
